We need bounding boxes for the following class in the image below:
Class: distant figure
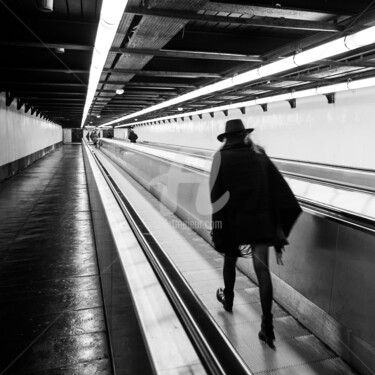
[97,138,102,149]
[90,130,99,148]
[209,119,301,349]
[128,128,138,143]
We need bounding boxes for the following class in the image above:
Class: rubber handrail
[100,139,375,231]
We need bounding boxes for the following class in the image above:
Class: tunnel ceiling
[1,0,375,128]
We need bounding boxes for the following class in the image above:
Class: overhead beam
[0,66,223,78]
[106,68,223,78]
[0,41,93,51]
[28,105,83,108]
[92,105,156,108]
[25,98,85,101]
[239,84,285,91]
[111,47,263,62]
[96,94,175,99]
[125,6,342,32]
[10,91,87,96]
[100,81,196,88]
[202,2,350,19]
[44,110,83,112]
[97,94,164,99]
[229,70,375,106]
[34,102,83,105]
[0,82,86,87]
[91,104,150,107]
[0,41,263,62]
[101,105,161,111]
[95,98,163,103]
[315,59,375,68]
[260,7,375,63]
[91,103,145,107]
[93,110,149,115]
[264,75,325,82]
[0,67,90,74]
[99,109,144,112]
[96,89,178,95]
[1,17,99,27]
[352,8,375,27]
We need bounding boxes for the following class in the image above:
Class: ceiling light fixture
[114,76,375,128]
[54,47,65,54]
[37,0,53,12]
[81,0,129,127]
[101,24,375,127]
[116,89,124,95]
[315,82,349,95]
[348,76,375,89]
[255,93,293,104]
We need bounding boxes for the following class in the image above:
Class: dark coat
[209,141,301,255]
[128,130,138,143]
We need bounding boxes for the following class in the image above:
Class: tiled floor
[0,145,112,374]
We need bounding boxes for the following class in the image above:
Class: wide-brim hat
[217,119,254,142]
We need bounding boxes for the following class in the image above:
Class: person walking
[90,129,99,148]
[209,119,301,349]
[128,128,138,143]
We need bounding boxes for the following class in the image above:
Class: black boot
[258,314,275,349]
[216,288,234,312]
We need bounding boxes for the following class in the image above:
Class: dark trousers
[223,244,273,317]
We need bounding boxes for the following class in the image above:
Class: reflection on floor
[0,145,112,374]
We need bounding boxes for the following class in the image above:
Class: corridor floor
[0,145,112,374]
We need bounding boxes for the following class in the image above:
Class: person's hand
[276,251,284,265]
[274,246,284,265]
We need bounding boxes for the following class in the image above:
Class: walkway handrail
[99,138,375,231]
[83,140,206,374]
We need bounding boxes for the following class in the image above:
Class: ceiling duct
[36,0,53,12]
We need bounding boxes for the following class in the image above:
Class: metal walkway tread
[94,147,358,375]
[0,146,112,375]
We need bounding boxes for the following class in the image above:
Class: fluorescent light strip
[101,24,375,127]
[81,0,129,127]
[111,76,375,128]
[112,100,257,128]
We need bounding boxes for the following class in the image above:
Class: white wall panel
[114,128,128,139]
[63,129,72,143]
[133,86,375,169]
[0,93,62,166]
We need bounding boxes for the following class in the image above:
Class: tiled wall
[0,93,62,180]
[0,93,62,166]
